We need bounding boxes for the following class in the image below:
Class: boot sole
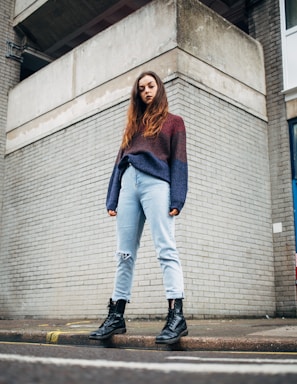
[88,327,126,340]
[155,329,188,345]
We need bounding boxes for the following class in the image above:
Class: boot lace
[100,302,116,328]
[162,309,175,330]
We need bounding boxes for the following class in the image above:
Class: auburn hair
[121,71,168,148]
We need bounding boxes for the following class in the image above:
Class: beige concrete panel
[177,0,266,94]
[6,53,74,132]
[6,51,179,154]
[74,0,177,96]
[8,0,177,133]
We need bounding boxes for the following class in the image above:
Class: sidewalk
[0,317,297,352]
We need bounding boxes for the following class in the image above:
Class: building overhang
[12,0,251,79]
[6,0,267,154]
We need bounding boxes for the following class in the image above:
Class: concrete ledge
[6,47,266,154]
[6,0,266,154]
[177,0,265,95]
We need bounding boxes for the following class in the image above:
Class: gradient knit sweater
[106,112,188,213]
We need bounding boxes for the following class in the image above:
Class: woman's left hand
[169,208,179,216]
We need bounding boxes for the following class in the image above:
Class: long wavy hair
[121,71,168,148]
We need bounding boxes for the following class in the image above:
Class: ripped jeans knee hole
[116,251,132,261]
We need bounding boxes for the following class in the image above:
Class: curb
[1,331,297,352]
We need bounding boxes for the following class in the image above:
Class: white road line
[166,356,297,364]
[0,353,297,375]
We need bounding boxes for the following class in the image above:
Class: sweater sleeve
[106,148,123,211]
[170,116,188,213]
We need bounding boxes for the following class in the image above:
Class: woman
[89,71,188,344]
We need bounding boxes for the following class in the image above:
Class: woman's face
[138,75,158,105]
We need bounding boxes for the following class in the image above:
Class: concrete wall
[0,0,275,319]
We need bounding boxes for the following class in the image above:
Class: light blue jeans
[112,164,184,301]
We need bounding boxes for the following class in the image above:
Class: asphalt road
[0,342,297,383]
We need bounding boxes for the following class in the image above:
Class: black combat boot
[89,298,126,340]
[155,299,188,344]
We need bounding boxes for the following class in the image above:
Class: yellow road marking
[66,321,91,326]
[46,330,87,343]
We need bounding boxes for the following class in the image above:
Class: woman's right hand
[108,210,117,216]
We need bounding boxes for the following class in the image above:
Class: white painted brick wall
[0,76,275,319]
